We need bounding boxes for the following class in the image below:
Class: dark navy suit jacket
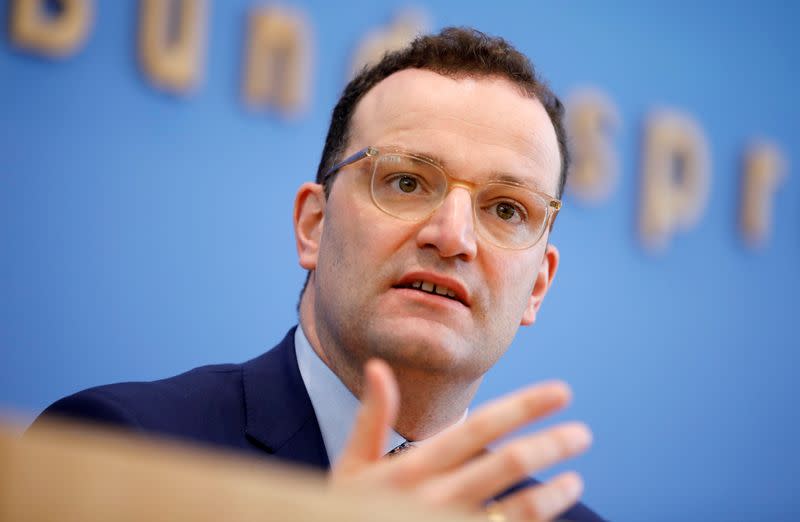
[34,327,604,521]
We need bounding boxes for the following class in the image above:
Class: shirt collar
[294,325,405,464]
[294,324,467,464]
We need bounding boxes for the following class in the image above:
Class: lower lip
[390,287,468,310]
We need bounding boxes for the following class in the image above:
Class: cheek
[320,193,409,281]
[483,254,538,313]
[346,187,419,252]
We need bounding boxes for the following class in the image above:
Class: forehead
[348,69,561,194]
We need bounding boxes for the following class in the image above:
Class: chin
[364,316,483,374]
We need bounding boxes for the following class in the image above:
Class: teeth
[408,280,458,301]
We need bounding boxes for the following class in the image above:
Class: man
[35,28,604,521]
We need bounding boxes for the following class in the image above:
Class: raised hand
[331,359,592,521]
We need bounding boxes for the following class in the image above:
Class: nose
[415,187,478,260]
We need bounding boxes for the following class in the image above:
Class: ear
[520,243,560,326]
[294,182,326,270]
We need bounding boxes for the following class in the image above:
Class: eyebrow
[487,173,547,192]
[398,148,548,193]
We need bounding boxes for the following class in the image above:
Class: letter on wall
[565,89,619,203]
[739,142,787,249]
[9,0,93,57]
[139,0,207,93]
[639,111,711,252]
[349,9,428,79]
[242,6,311,115]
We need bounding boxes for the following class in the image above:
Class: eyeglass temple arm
[321,147,376,185]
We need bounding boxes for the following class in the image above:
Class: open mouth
[394,280,464,304]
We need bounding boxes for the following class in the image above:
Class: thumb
[335,359,399,474]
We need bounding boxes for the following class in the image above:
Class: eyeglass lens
[370,153,549,249]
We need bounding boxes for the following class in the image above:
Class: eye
[495,202,517,221]
[397,175,418,193]
[490,201,528,224]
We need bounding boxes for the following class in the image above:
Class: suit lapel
[241,327,330,470]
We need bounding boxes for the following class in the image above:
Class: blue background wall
[1,2,798,520]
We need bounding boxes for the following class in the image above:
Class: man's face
[301,69,561,385]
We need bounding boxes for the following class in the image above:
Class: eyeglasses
[323,146,562,250]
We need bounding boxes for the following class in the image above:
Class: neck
[298,288,478,441]
[389,371,479,440]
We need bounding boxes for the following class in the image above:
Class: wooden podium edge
[0,419,477,522]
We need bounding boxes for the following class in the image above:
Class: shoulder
[31,328,300,449]
[33,362,245,438]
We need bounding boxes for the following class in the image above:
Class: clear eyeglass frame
[322,146,562,250]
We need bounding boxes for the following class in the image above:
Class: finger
[497,471,584,522]
[421,422,591,506]
[335,359,399,474]
[402,381,571,475]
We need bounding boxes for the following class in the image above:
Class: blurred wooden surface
[0,419,477,522]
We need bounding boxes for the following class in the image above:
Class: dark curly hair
[315,26,570,199]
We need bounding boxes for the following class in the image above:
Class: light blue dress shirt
[294,324,466,465]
